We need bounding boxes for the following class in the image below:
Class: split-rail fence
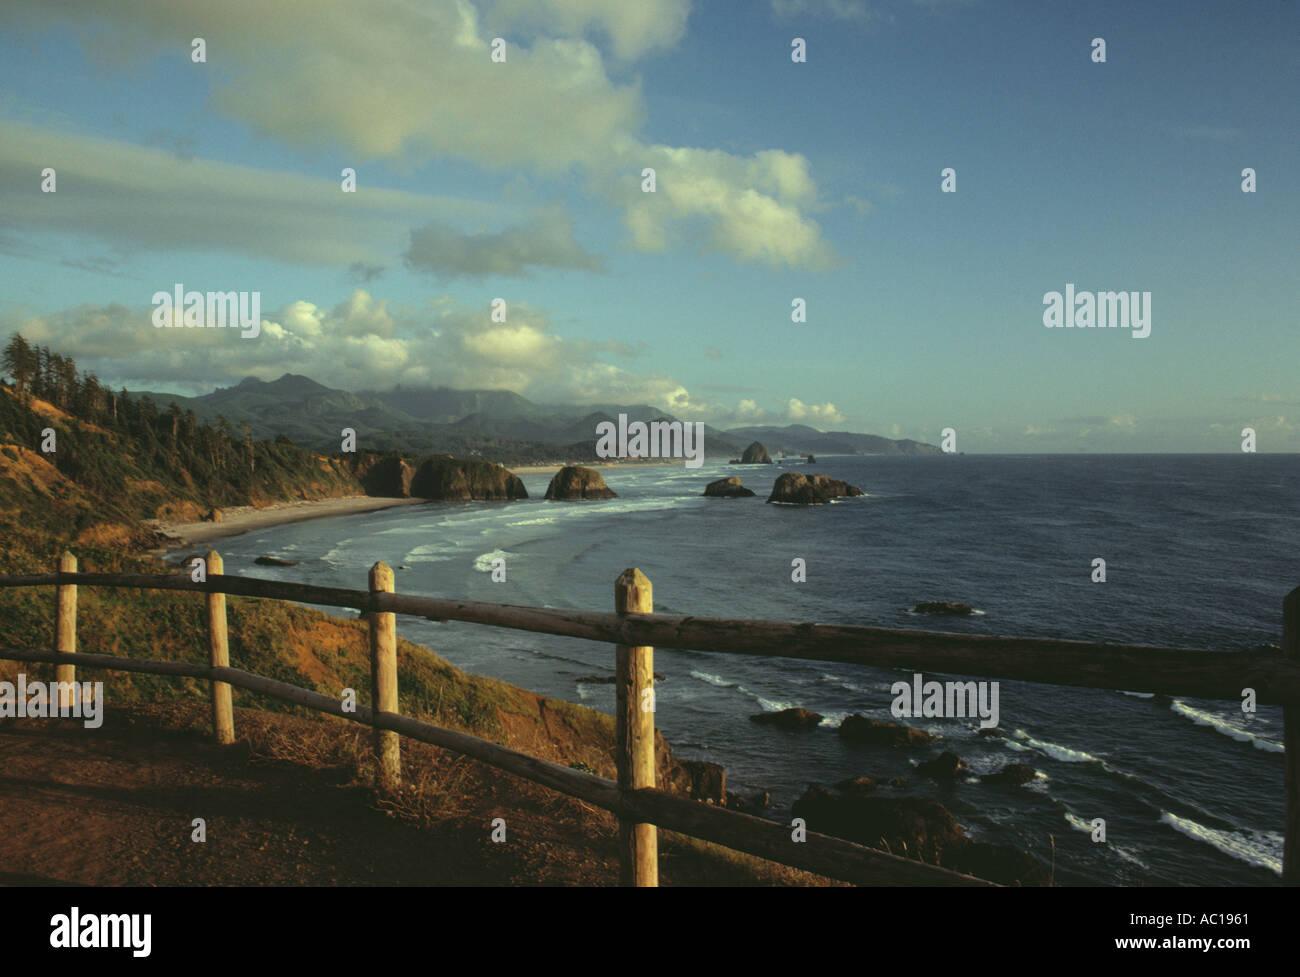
[1,553,1296,885]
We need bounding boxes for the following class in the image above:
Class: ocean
[195,454,1298,884]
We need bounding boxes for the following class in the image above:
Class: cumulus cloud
[3,0,838,271]
[786,397,845,425]
[620,146,837,269]
[2,290,849,427]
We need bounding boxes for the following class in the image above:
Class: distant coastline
[148,458,681,552]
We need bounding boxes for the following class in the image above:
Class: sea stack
[740,441,773,464]
[766,471,863,504]
[545,465,618,500]
[702,476,755,498]
[409,456,527,500]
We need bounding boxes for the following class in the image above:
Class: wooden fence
[1,553,1297,885]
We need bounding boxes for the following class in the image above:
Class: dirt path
[0,704,832,886]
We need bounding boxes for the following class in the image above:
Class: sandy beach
[146,496,428,552]
[146,460,685,553]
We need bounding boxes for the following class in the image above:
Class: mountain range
[130,374,940,463]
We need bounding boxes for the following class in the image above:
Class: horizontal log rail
[0,645,986,885]
[1,570,1297,704]
[2,559,1295,884]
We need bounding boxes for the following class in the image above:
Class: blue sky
[0,0,1295,451]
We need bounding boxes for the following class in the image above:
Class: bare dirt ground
[0,703,837,886]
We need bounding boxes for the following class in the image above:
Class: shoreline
[146,496,428,554]
[507,459,684,474]
[145,459,690,554]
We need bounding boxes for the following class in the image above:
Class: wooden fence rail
[0,554,1296,884]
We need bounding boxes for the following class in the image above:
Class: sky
[0,0,1296,452]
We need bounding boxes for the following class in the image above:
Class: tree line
[1,332,328,510]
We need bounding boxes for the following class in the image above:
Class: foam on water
[689,669,736,688]
[1170,700,1284,753]
[1064,812,1095,834]
[1159,812,1282,875]
[473,549,516,572]
[1010,728,1101,764]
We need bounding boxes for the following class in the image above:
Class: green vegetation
[0,334,611,758]
[0,334,365,569]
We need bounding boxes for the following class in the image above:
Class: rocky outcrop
[914,601,974,616]
[793,787,965,864]
[750,707,823,729]
[834,776,881,794]
[703,476,755,498]
[806,454,816,464]
[740,441,772,464]
[981,763,1037,787]
[409,456,527,501]
[915,752,966,779]
[661,758,726,805]
[725,789,771,813]
[766,472,864,505]
[203,508,224,523]
[544,465,617,500]
[357,455,416,498]
[791,784,1048,884]
[254,555,298,567]
[839,714,933,748]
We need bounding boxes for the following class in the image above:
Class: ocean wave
[818,711,851,728]
[1159,812,1282,875]
[1010,729,1101,764]
[1170,700,1284,753]
[1064,812,1096,835]
[816,673,872,695]
[506,516,557,527]
[689,669,737,689]
[1062,813,1147,869]
[688,670,795,713]
[472,549,516,572]
[1119,691,1155,698]
[403,542,460,564]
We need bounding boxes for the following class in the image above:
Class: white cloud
[3,0,838,270]
[483,0,691,60]
[3,291,851,427]
[620,146,838,269]
[0,119,509,269]
[786,397,845,424]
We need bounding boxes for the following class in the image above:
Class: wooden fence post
[55,552,77,709]
[206,551,235,745]
[369,561,400,793]
[615,567,658,886]
[1284,586,1299,881]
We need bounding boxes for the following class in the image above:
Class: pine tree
[2,333,37,398]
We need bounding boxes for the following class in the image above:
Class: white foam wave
[1064,812,1095,834]
[1170,700,1284,753]
[1159,812,1282,875]
[1011,728,1101,764]
[689,670,736,688]
[473,549,515,572]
